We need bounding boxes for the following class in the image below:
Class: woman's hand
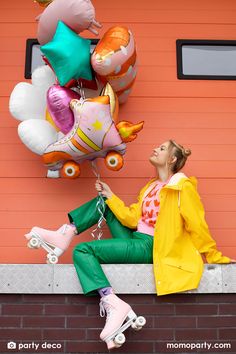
[95,180,113,199]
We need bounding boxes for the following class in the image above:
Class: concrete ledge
[0,264,235,294]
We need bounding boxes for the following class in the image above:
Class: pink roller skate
[99,292,146,349]
[25,224,76,264]
[42,95,143,178]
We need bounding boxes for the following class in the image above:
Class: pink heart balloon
[47,85,80,134]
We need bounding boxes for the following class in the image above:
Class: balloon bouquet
[9,0,144,260]
[10,0,143,180]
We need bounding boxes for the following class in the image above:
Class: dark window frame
[176,39,236,80]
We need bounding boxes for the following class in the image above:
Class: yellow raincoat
[106,172,230,296]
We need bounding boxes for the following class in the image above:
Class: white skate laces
[59,224,76,236]
[99,298,115,322]
[60,225,68,235]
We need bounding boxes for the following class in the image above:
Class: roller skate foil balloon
[42,95,144,178]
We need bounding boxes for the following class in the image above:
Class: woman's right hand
[95,180,113,199]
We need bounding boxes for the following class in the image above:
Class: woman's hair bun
[183,148,191,157]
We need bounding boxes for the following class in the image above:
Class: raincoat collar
[162,173,198,208]
[164,172,197,190]
[142,173,197,201]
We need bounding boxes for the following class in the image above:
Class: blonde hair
[168,140,191,173]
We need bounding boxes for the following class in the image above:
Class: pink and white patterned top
[137,179,169,236]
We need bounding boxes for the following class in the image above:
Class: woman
[25,139,234,349]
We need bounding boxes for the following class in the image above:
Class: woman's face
[149,141,172,167]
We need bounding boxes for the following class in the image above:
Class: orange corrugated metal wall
[0,0,236,263]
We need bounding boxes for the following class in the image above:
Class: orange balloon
[91,26,137,104]
[93,27,136,76]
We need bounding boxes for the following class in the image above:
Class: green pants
[68,197,153,296]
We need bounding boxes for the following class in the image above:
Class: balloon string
[78,80,85,100]
[91,161,106,240]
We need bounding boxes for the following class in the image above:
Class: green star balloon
[41,21,92,86]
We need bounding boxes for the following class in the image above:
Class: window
[176,39,236,80]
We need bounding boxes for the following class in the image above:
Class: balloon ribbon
[91,161,106,240]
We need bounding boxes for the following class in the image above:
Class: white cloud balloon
[9,82,47,121]
[9,65,56,121]
[18,119,58,155]
[32,65,56,89]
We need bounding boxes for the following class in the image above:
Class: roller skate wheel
[135,316,146,327]
[114,332,125,346]
[28,237,41,248]
[61,161,80,179]
[27,240,34,249]
[47,253,58,264]
[105,152,124,171]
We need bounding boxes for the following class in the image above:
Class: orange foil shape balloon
[91,26,137,104]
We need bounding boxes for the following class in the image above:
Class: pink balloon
[37,0,101,45]
[47,85,80,134]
